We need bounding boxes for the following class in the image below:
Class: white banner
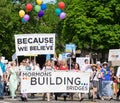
[15,34,55,56]
[76,57,90,70]
[21,71,90,93]
[108,49,120,61]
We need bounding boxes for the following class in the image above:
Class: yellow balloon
[19,10,25,18]
[36,0,42,5]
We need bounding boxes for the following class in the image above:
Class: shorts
[93,80,99,88]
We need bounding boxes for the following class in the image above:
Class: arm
[2,64,7,82]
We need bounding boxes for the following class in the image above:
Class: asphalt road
[0,93,120,103]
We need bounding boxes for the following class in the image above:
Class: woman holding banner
[59,60,69,101]
[54,59,69,101]
[71,63,84,101]
[20,59,31,102]
[42,60,54,101]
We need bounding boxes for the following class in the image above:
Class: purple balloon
[59,12,66,20]
[23,14,30,21]
[38,10,44,17]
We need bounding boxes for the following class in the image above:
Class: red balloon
[58,2,65,9]
[26,4,33,11]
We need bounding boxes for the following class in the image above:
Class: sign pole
[16,56,19,67]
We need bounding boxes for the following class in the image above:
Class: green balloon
[34,5,41,12]
[55,8,61,16]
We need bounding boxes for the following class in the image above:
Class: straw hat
[91,64,97,68]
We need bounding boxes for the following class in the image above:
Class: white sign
[76,57,90,71]
[12,52,17,61]
[65,44,76,54]
[21,71,90,93]
[108,49,120,61]
[15,34,55,56]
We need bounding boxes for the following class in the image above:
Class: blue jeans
[101,81,113,97]
[0,81,4,97]
[98,79,102,97]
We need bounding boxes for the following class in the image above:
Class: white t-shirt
[116,66,120,78]
[0,66,3,80]
[0,66,3,76]
[32,65,40,71]
[93,71,99,81]
[82,64,91,72]
[42,66,54,71]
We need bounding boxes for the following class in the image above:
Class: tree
[58,0,120,58]
[0,0,59,60]
[0,0,15,60]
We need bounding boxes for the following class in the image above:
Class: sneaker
[116,96,119,101]
[47,99,50,101]
[108,97,113,101]
[92,98,96,102]
[24,98,28,102]
[79,98,84,102]
[11,97,17,100]
[0,97,4,99]
[100,97,104,100]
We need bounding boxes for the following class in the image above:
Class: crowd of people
[0,55,120,102]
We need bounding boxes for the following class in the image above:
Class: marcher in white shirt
[90,64,100,102]
[116,66,120,100]
[116,66,120,79]
[82,59,91,72]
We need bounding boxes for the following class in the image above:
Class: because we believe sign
[15,34,55,56]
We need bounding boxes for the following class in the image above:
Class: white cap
[96,61,101,64]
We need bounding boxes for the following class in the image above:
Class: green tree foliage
[0,0,15,59]
[0,0,59,60]
[1,0,120,60]
[59,0,120,54]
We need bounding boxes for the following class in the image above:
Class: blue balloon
[41,4,47,10]
[21,18,26,23]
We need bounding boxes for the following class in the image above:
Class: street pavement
[0,93,120,103]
